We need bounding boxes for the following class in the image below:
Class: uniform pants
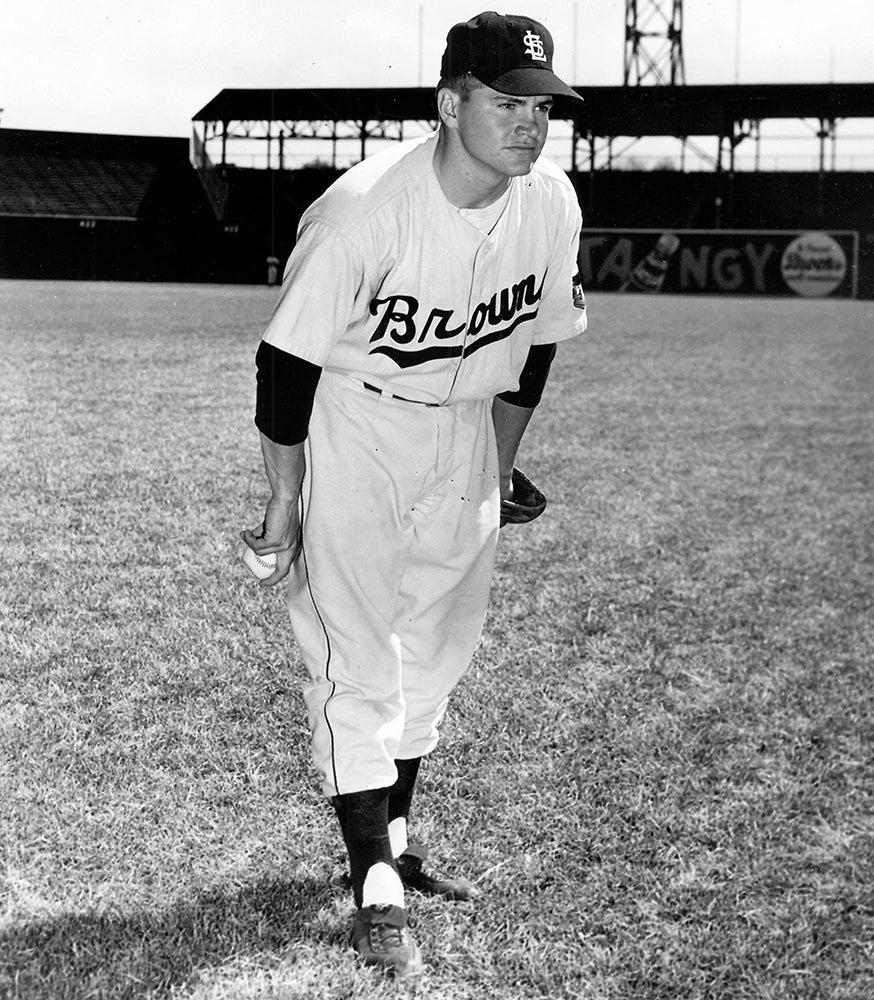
[288,372,500,798]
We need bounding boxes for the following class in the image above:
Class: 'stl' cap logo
[522,30,547,62]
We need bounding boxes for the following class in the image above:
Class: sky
[2,0,874,140]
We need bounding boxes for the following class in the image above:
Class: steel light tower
[624,0,685,86]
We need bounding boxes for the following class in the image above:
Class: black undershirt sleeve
[254,341,323,445]
[497,343,557,408]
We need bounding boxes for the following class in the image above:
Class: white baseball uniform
[261,132,586,798]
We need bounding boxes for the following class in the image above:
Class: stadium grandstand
[1,82,873,294]
[0,129,217,281]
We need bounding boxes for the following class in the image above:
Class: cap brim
[486,68,583,102]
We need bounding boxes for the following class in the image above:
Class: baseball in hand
[242,546,277,581]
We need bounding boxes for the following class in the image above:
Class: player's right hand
[240,497,302,587]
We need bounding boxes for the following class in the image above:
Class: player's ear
[436,86,461,129]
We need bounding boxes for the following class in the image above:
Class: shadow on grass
[1,874,342,999]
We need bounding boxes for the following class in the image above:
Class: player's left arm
[492,342,557,502]
[493,182,585,514]
[492,397,535,502]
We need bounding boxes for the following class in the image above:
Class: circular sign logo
[780,232,847,298]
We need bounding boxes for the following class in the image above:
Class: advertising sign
[578,229,859,298]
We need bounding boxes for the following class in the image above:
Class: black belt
[363,382,440,407]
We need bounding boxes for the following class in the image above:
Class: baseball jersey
[262,132,586,405]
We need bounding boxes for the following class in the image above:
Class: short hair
[436,73,483,102]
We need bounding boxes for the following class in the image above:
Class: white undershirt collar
[456,183,513,235]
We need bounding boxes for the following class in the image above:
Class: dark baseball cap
[440,11,582,101]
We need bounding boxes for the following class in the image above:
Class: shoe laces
[368,919,406,954]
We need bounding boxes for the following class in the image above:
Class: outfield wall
[0,216,217,282]
[579,230,861,299]
[203,168,874,295]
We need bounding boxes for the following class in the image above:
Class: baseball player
[241,10,587,977]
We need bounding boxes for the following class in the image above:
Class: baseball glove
[500,467,547,526]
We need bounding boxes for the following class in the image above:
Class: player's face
[453,85,553,182]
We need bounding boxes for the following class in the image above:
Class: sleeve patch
[572,271,586,311]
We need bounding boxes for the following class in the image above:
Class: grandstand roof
[0,128,188,160]
[193,83,874,137]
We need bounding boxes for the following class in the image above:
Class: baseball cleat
[397,843,481,901]
[350,904,424,978]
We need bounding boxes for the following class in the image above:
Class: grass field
[1,280,872,1000]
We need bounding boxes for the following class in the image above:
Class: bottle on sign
[620,233,681,293]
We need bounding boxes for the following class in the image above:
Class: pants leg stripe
[298,492,341,797]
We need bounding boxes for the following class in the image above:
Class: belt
[363,382,440,407]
